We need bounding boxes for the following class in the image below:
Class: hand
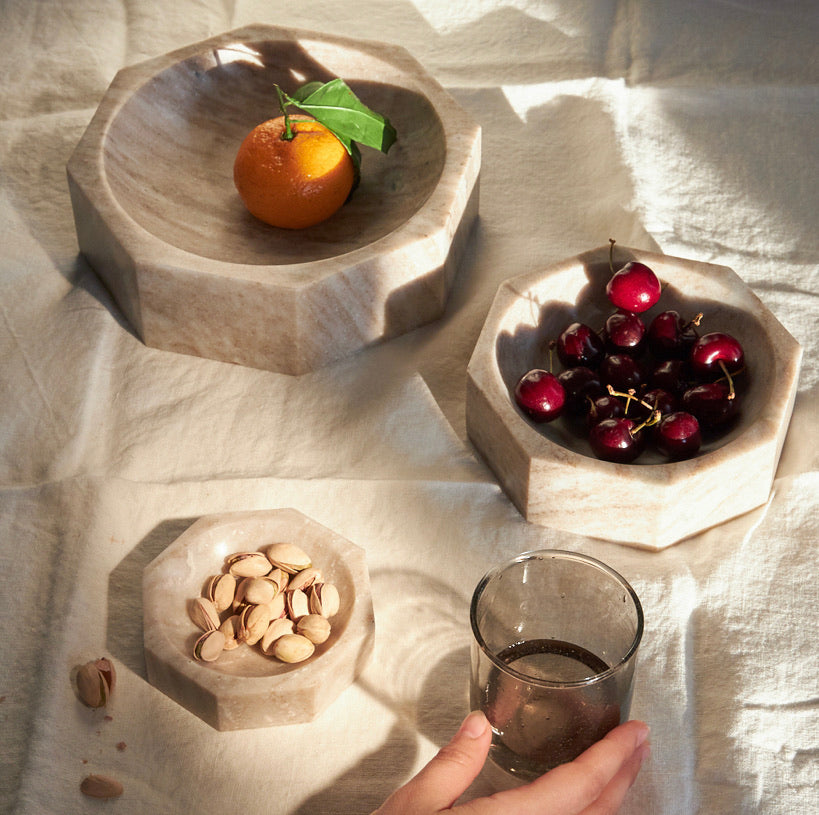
[372,710,649,815]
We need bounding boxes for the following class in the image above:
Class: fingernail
[635,722,650,747]
[460,710,488,739]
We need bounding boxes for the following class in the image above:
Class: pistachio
[266,542,311,574]
[227,551,272,578]
[80,774,123,799]
[309,582,340,618]
[260,617,295,655]
[287,567,322,592]
[240,603,272,646]
[76,657,116,708]
[189,597,220,632]
[193,629,226,661]
[219,614,242,650]
[296,614,331,645]
[242,576,277,606]
[206,573,237,613]
[286,588,310,620]
[273,633,315,663]
[267,591,286,621]
[267,567,290,594]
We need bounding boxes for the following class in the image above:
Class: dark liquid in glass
[474,638,622,778]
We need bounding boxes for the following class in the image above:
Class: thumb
[376,711,492,815]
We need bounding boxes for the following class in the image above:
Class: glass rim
[469,549,644,688]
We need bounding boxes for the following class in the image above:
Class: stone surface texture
[67,24,480,374]
[143,508,375,730]
[466,245,802,550]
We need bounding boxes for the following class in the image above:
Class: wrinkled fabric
[1,1,817,813]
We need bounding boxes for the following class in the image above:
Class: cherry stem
[718,360,737,400]
[275,85,294,140]
[630,410,661,438]
[608,238,616,275]
[606,384,655,415]
[547,339,557,372]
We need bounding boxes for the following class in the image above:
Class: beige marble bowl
[67,24,480,374]
[143,508,374,730]
[466,245,802,550]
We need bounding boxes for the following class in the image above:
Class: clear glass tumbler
[469,549,643,780]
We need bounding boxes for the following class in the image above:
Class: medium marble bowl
[143,508,374,730]
[68,24,480,374]
[466,245,802,550]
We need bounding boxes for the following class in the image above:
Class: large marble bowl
[466,245,802,550]
[143,508,374,730]
[67,24,480,374]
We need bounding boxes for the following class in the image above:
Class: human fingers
[578,737,650,815]
[461,720,649,815]
[372,710,492,815]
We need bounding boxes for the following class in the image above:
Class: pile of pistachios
[189,542,340,665]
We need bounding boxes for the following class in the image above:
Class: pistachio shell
[309,583,340,618]
[272,633,315,663]
[219,615,242,650]
[266,542,311,574]
[286,588,310,620]
[267,567,290,593]
[296,613,331,645]
[287,567,322,592]
[267,591,286,621]
[193,629,226,661]
[243,576,277,606]
[80,774,123,799]
[206,573,237,613]
[189,597,220,632]
[76,658,115,708]
[241,603,272,646]
[227,551,272,578]
[260,617,295,655]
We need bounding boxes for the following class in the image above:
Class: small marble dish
[143,508,374,730]
[68,24,481,374]
[466,245,802,550]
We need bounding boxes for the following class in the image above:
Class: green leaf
[285,79,397,154]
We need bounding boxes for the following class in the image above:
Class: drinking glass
[469,549,643,780]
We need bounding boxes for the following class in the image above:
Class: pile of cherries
[514,241,746,463]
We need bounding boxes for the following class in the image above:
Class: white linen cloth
[1,1,817,813]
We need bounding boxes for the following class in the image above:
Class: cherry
[647,310,701,360]
[690,332,744,376]
[587,394,625,428]
[656,411,702,459]
[649,359,689,396]
[604,311,646,356]
[589,417,647,463]
[557,366,605,414]
[600,353,643,392]
[682,382,739,428]
[605,240,661,314]
[556,323,605,369]
[514,369,566,423]
[640,388,677,418]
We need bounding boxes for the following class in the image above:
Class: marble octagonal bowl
[143,508,374,730]
[67,24,480,374]
[466,245,802,550]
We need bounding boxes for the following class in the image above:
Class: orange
[233,114,355,229]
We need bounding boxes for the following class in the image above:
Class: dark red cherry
[604,311,646,356]
[682,382,739,428]
[556,322,605,369]
[514,369,566,422]
[587,395,625,428]
[649,359,689,396]
[606,262,661,313]
[589,417,646,463]
[656,411,702,459]
[640,388,677,418]
[600,353,644,392]
[557,366,605,414]
[647,310,699,360]
[690,332,744,377]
